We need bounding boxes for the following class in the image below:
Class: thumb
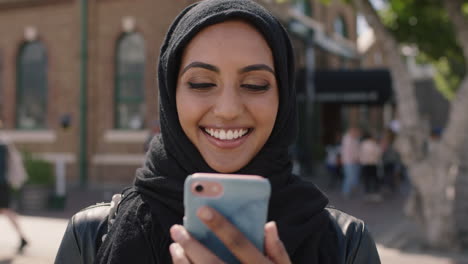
[264,222,291,264]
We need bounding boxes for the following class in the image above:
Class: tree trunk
[352,0,425,165]
[441,0,468,158]
[352,0,468,249]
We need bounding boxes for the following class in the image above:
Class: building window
[334,15,348,38]
[292,0,312,16]
[16,41,48,129]
[115,32,146,130]
[340,57,348,69]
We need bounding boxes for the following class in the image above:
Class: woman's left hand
[169,206,291,264]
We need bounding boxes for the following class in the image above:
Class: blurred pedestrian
[381,129,401,194]
[426,127,442,154]
[325,132,342,189]
[0,120,29,253]
[341,126,361,198]
[360,132,382,202]
[389,118,400,134]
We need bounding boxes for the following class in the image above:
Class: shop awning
[313,69,392,104]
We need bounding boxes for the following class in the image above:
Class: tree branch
[443,0,468,59]
[352,0,425,165]
[439,0,468,157]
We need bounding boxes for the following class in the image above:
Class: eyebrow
[181,62,219,74]
[181,61,275,75]
[239,64,275,75]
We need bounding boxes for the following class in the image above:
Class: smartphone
[183,173,271,264]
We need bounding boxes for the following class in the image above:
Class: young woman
[0,126,28,253]
[56,1,380,263]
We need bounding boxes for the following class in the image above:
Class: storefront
[294,67,393,174]
[314,68,393,146]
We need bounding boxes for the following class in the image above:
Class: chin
[208,160,245,174]
[211,166,240,174]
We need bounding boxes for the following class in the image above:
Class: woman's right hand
[169,207,291,264]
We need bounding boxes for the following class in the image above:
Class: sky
[357,0,388,36]
[370,0,387,10]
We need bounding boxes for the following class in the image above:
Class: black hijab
[96,0,338,263]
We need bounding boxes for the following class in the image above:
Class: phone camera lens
[195,184,204,192]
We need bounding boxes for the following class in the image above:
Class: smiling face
[176,20,279,173]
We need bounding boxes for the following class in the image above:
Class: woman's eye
[188,82,216,89]
[241,84,270,91]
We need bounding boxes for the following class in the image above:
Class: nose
[212,84,244,120]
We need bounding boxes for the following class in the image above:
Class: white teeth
[219,130,226,140]
[227,130,233,140]
[204,128,249,140]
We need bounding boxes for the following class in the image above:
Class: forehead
[181,20,274,66]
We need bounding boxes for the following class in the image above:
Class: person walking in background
[0,121,29,253]
[426,127,442,154]
[360,132,382,202]
[381,129,401,194]
[341,126,361,198]
[325,132,342,189]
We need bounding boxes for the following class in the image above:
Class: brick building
[0,0,359,187]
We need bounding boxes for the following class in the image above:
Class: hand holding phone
[183,173,271,264]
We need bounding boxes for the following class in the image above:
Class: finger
[264,222,291,264]
[170,224,225,264]
[197,206,266,263]
[169,243,191,264]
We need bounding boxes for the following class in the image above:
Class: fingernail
[268,221,279,240]
[171,225,189,242]
[170,243,184,258]
[198,207,213,221]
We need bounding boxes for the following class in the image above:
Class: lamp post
[79,0,88,188]
[287,15,317,177]
[304,33,316,176]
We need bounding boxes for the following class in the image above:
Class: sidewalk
[325,188,468,263]
[0,186,123,264]
[0,216,68,264]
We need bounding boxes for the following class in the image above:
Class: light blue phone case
[183,174,271,264]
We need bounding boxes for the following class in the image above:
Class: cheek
[249,95,278,132]
[263,105,278,132]
[176,91,209,131]
[176,91,193,133]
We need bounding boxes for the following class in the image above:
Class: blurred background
[0,0,467,263]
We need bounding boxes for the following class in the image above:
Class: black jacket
[55,201,381,264]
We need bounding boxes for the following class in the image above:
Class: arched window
[288,0,313,37]
[115,32,146,130]
[334,15,348,38]
[16,41,48,129]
